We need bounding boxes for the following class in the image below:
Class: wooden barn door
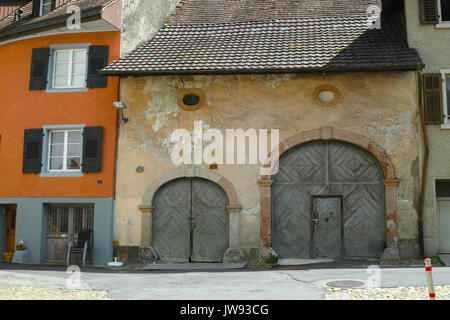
[152,178,229,263]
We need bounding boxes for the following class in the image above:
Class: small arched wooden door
[152,178,229,263]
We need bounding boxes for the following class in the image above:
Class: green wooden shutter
[82,127,103,173]
[423,73,444,124]
[32,0,40,17]
[23,129,43,173]
[51,0,56,11]
[29,47,50,90]
[419,0,438,24]
[87,46,109,88]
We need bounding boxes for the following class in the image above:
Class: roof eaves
[0,6,103,42]
[100,64,424,77]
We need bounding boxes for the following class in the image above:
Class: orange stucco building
[0,0,121,265]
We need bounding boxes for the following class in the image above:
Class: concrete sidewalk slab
[439,254,450,266]
[142,263,246,270]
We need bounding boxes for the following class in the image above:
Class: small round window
[183,94,200,106]
[313,85,339,106]
[179,89,205,111]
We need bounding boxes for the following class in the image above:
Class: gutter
[417,69,428,259]
[100,64,425,77]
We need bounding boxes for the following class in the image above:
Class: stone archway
[259,128,400,260]
[139,167,242,263]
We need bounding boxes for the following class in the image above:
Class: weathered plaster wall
[121,0,179,55]
[405,1,450,256]
[115,72,421,258]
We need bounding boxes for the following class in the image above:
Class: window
[436,181,450,198]
[48,129,82,172]
[46,204,94,236]
[442,70,450,124]
[52,49,88,89]
[30,45,108,92]
[40,0,52,16]
[178,89,205,111]
[440,0,450,22]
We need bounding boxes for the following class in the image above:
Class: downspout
[417,69,428,258]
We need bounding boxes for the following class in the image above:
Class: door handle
[312,218,319,230]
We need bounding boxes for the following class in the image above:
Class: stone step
[142,263,246,271]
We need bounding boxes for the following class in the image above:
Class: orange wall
[0,31,120,198]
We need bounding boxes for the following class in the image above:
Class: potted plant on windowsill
[15,240,26,251]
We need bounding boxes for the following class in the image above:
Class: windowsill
[40,171,84,178]
[436,23,450,29]
[46,88,88,93]
[441,123,450,130]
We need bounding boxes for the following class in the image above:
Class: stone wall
[114,71,421,261]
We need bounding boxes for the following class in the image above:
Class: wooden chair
[66,229,92,267]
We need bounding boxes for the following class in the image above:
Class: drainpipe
[417,70,428,259]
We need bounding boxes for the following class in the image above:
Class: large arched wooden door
[272,140,386,259]
[152,178,229,263]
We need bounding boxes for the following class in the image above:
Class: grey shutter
[32,0,40,17]
[23,129,43,173]
[419,0,438,24]
[423,73,444,124]
[29,47,50,90]
[82,127,103,173]
[87,46,109,88]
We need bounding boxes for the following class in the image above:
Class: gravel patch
[0,285,111,300]
[326,286,450,300]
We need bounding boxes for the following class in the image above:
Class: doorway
[6,205,17,253]
[312,196,342,258]
[152,178,229,263]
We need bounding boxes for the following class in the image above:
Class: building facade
[0,0,121,265]
[104,0,425,263]
[404,0,450,257]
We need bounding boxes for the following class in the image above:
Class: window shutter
[419,0,438,24]
[87,46,109,88]
[32,0,40,17]
[51,0,56,11]
[23,129,43,174]
[423,73,444,124]
[82,127,103,173]
[29,47,50,91]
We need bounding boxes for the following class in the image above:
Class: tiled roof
[103,0,423,75]
[0,0,116,40]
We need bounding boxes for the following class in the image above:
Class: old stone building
[103,0,425,263]
[404,0,450,260]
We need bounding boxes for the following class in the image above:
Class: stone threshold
[142,263,246,270]
[278,258,334,266]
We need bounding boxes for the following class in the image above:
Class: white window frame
[437,0,450,28]
[51,48,88,90]
[48,129,83,173]
[40,0,52,16]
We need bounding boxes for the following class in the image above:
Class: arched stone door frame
[259,127,400,259]
[139,167,242,262]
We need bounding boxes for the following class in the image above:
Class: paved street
[0,262,449,300]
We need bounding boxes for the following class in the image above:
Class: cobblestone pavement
[326,286,450,300]
[1,262,450,300]
[0,285,111,300]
